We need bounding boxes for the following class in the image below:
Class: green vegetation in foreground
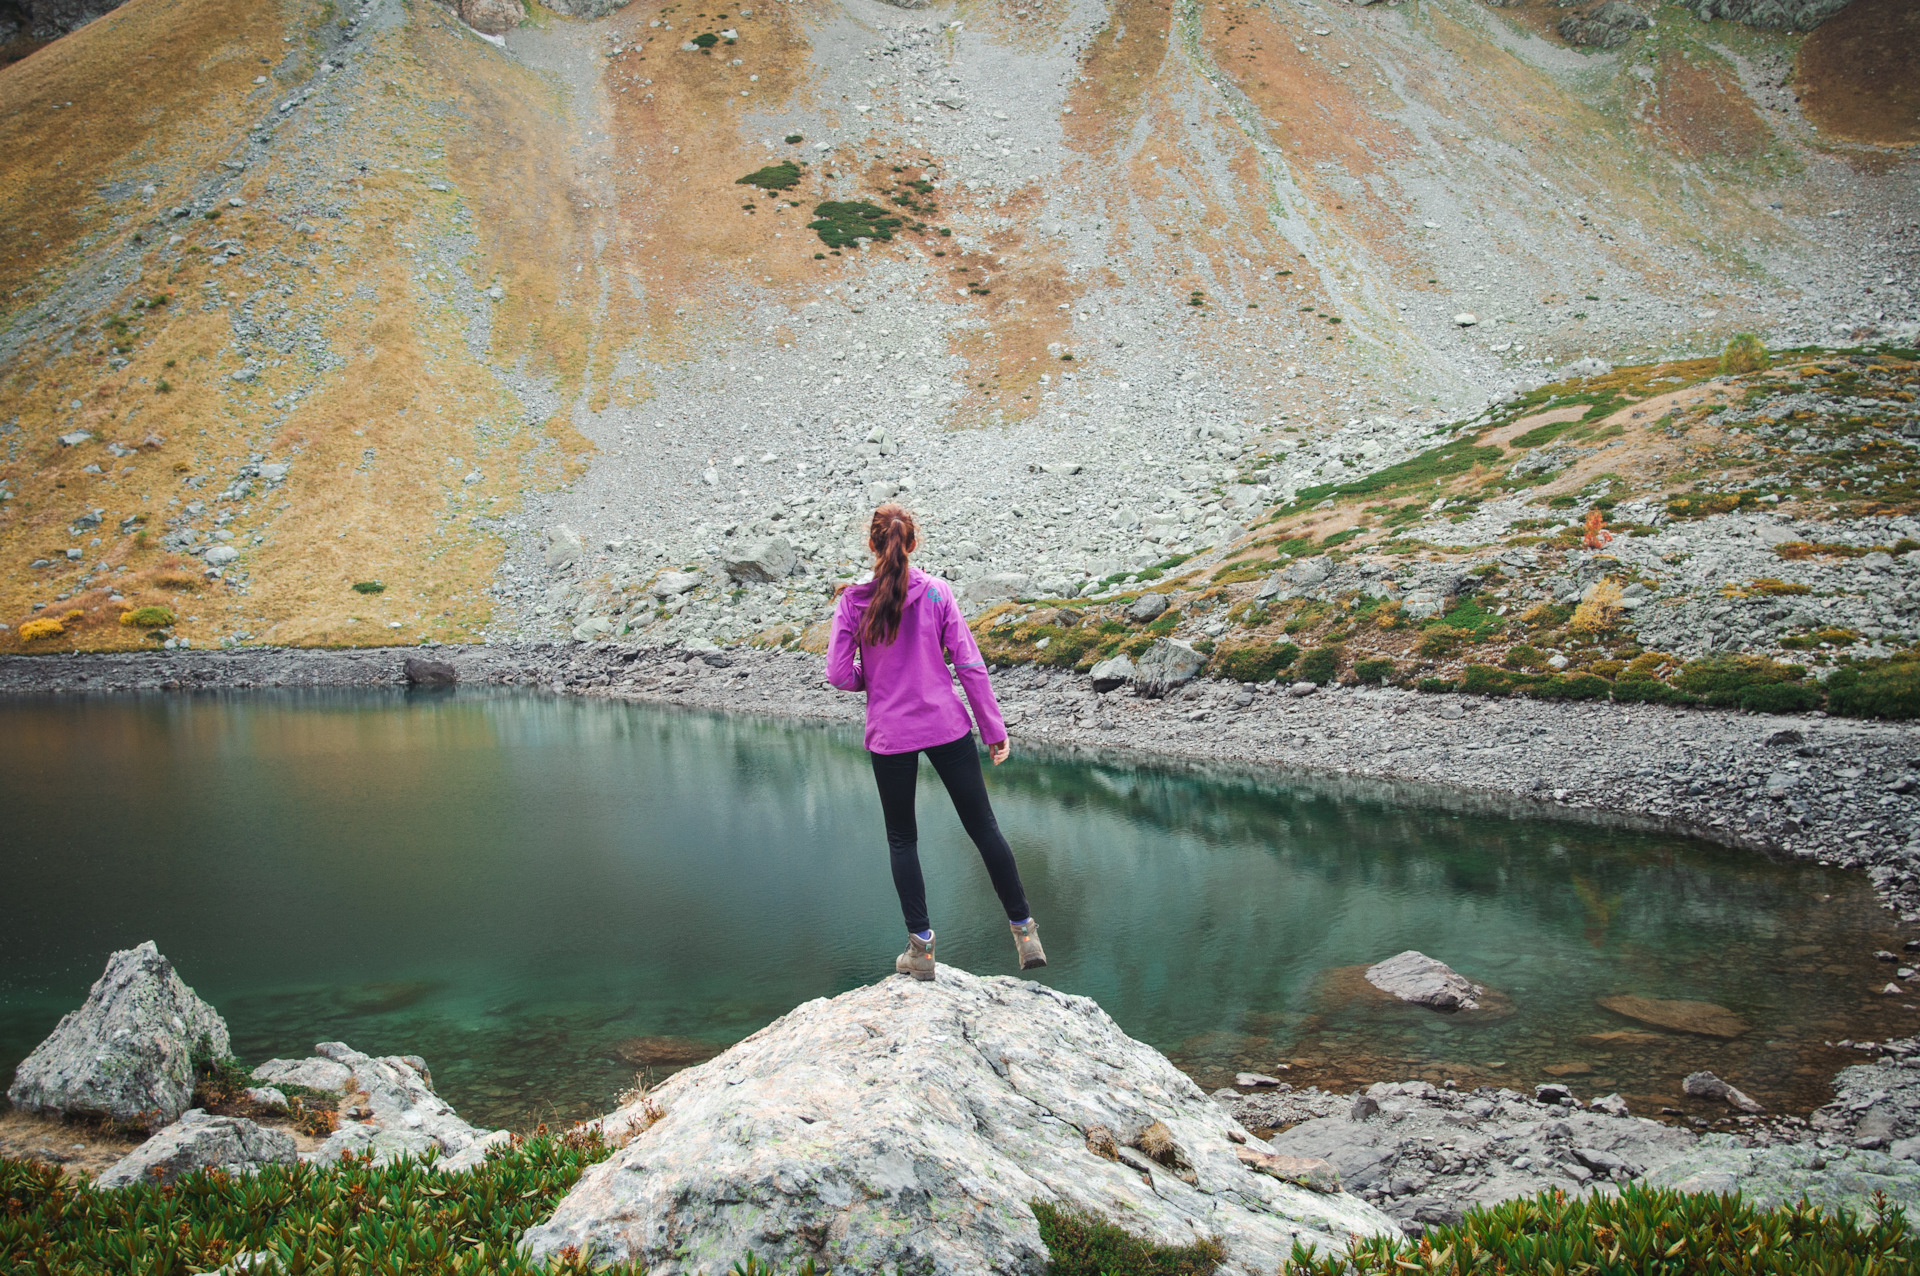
[1035,1200,1225,1275]
[1282,1184,1920,1275]
[0,1131,636,1276]
[736,161,803,193]
[807,201,903,249]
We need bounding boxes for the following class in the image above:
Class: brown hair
[859,503,917,647]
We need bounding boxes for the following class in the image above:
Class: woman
[826,503,1045,981]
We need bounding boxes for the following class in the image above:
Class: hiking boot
[1011,919,1047,970]
[896,931,935,981]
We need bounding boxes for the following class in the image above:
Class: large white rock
[6,942,230,1130]
[724,537,797,583]
[523,969,1392,1274]
[267,1042,502,1169]
[1365,951,1483,1012]
[95,1109,297,1189]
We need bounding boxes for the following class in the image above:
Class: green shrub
[807,200,904,249]
[1720,332,1770,375]
[692,30,719,46]
[118,605,175,628]
[1530,672,1611,701]
[0,1130,638,1275]
[1034,1201,1224,1276]
[1213,641,1300,683]
[1504,643,1545,670]
[1675,655,1812,712]
[1297,645,1341,685]
[1292,1185,1920,1276]
[1148,608,1182,634]
[1352,656,1394,684]
[1825,658,1920,720]
[736,160,802,192]
[1611,677,1702,707]
[1418,625,1472,658]
[352,580,386,594]
[1416,676,1452,693]
[1460,663,1514,696]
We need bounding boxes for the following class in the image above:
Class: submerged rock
[1597,994,1749,1039]
[95,1110,297,1189]
[524,968,1394,1274]
[1684,1070,1765,1114]
[6,941,230,1130]
[1365,951,1483,1012]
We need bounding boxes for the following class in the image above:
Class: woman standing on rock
[827,503,1046,981]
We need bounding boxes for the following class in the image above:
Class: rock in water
[1132,638,1207,698]
[523,968,1394,1274]
[1597,994,1750,1039]
[6,942,230,1129]
[403,656,458,686]
[95,1110,297,1188]
[1364,951,1483,1011]
[1683,1070,1765,1114]
[724,537,797,583]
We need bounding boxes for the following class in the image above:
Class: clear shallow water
[0,689,1909,1130]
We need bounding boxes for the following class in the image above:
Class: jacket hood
[843,565,932,609]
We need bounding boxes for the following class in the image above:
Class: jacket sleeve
[940,590,1006,745]
[825,594,865,692]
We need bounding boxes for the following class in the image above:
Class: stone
[1560,357,1612,379]
[251,1057,353,1092]
[458,0,525,33]
[1132,639,1207,698]
[403,657,457,686]
[545,525,584,569]
[1235,1145,1342,1193]
[1684,1070,1765,1113]
[1598,994,1749,1039]
[1534,1083,1575,1105]
[1089,653,1135,693]
[1693,0,1852,29]
[526,971,1393,1273]
[1766,728,1805,746]
[1236,1072,1285,1088]
[1590,1093,1631,1117]
[204,546,239,567]
[725,537,797,583]
[297,1042,500,1167]
[1647,1140,1920,1219]
[95,1110,297,1189]
[1288,681,1319,697]
[960,572,1030,605]
[245,1086,289,1111]
[1557,0,1652,47]
[1453,313,1478,327]
[1126,592,1170,623]
[1365,951,1483,1011]
[653,571,702,598]
[58,430,93,447]
[6,942,230,1130]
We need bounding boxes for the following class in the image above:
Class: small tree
[1720,333,1769,375]
[1582,508,1612,549]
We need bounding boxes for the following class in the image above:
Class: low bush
[1826,658,1920,720]
[352,580,386,594]
[1213,641,1299,683]
[807,200,904,249]
[1351,656,1394,684]
[1297,645,1341,685]
[1417,625,1472,658]
[1611,677,1702,707]
[1460,663,1517,696]
[1281,1184,1917,1275]
[1569,580,1623,636]
[118,605,175,628]
[1035,1201,1224,1276]
[736,160,802,192]
[1675,655,1813,713]
[1530,672,1611,701]
[17,616,67,642]
[1719,332,1770,375]
[1504,644,1546,670]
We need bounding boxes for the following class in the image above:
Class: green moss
[1033,1200,1224,1276]
[1825,658,1920,720]
[1352,656,1394,684]
[1147,609,1182,634]
[1291,444,1504,506]
[736,160,802,192]
[119,605,175,628]
[1297,645,1340,685]
[352,580,386,594]
[692,30,719,46]
[807,200,905,249]
[784,133,804,144]
[1213,641,1299,683]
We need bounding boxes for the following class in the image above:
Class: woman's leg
[869,748,930,933]
[924,734,1031,923]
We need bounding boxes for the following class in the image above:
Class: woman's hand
[988,740,1010,766]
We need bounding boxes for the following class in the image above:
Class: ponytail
[859,503,917,647]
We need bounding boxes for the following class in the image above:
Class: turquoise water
[0,690,1905,1129]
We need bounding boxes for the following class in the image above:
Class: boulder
[291,1042,501,1168]
[652,571,703,598]
[1684,1070,1765,1114]
[1089,653,1135,693]
[1364,951,1483,1012]
[6,942,230,1130]
[724,537,796,583]
[960,572,1030,606]
[1557,0,1652,46]
[1597,994,1749,1038]
[403,656,457,686]
[1126,592,1169,623]
[524,969,1393,1274]
[544,524,584,569]
[95,1110,297,1189]
[250,1056,353,1092]
[1646,1139,1920,1216]
[1693,0,1851,28]
[458,0,525,33]
[1131,639,1207,698]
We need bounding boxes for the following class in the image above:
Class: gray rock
[524,968,1393,1273]
[1287,681,1319,697]
[204,546,239,567]
[1286,556,1332,589]
[1559,357,1612,379]
[6,941,230,1130]
[1590,1093,1630,1117]
[251,1057,353,1092]
[1693,0,1850,28]
[1647,1138,1920,1218]
[1558,0,1652,46]
[299,1042,500,1166]
[1090,653,1135,693]
[1126,592,1170,623]
[244,1086,289,1111]
[95,1109,297,1188]
[544,525,584,569]
[1365,951,1483,1011]
[1132,639,1207,698]
[542,0,631,14]
[58,430,93,447]
[1683,1071,1765,1114]
[724,537,797,583]
[653,571,703,598]
[960,572,1030,605]
[403,657,457,686]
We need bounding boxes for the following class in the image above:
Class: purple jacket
[826,567,1008,755]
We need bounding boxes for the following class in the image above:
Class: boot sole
[1020,954,1047,970]
[902,966,935,981]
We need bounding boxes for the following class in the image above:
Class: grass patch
[1674,655,1818,713]
[1212,640,1299,683]
[1291,444,1505,506]
[1034,1200,1224,1276]
[351,581,386,594]
[118,605,175,628]
[807,201,904,249]
[1826,656,1920,720]
[1297,645,1341,685]
[736,160,802,192]
[1281,1183,1917,1275]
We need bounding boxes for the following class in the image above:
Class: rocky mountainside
[0,0,1912,653]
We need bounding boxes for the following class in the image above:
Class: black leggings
[870,732,1030,934]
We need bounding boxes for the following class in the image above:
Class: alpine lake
[2,689,1910,1132]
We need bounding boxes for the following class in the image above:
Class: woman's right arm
[825,594,865,692]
